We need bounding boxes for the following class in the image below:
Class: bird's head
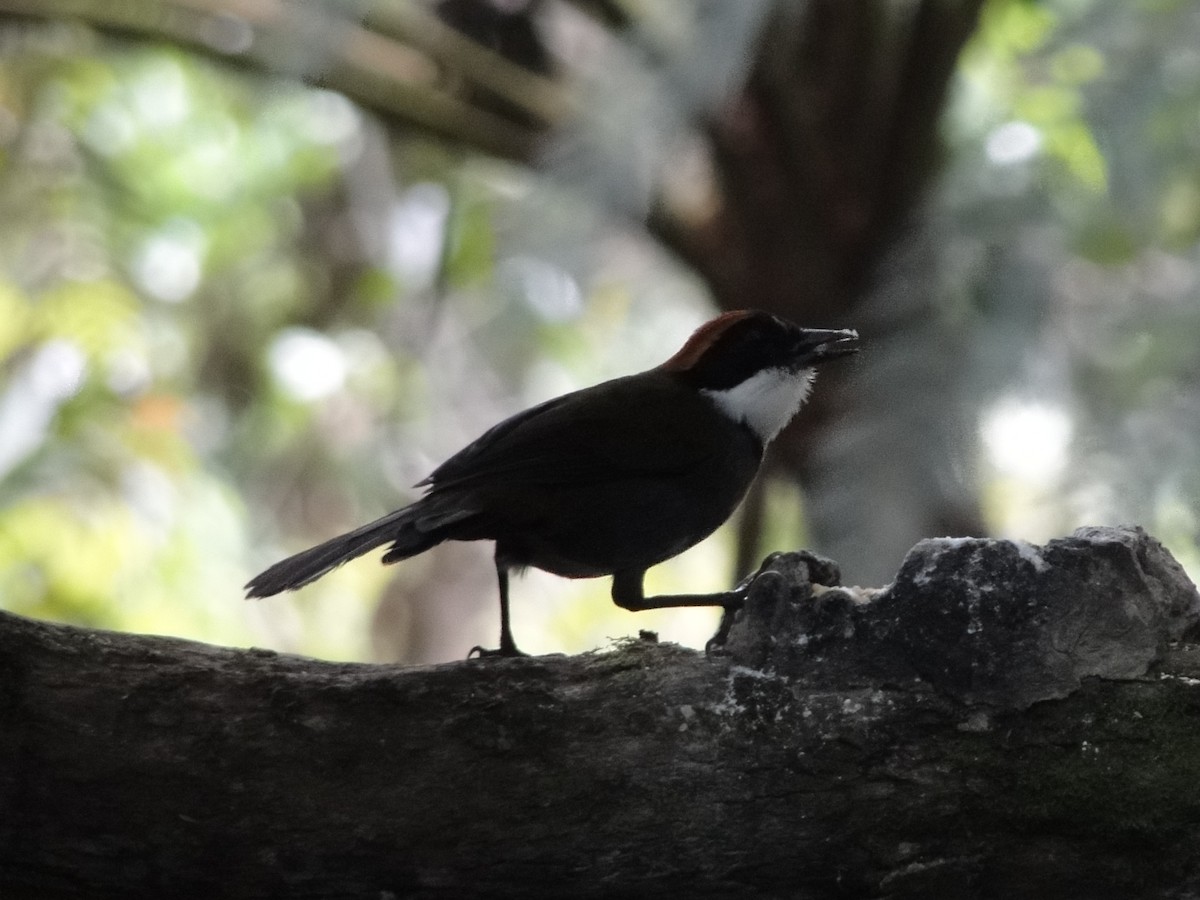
[660,310,859,445]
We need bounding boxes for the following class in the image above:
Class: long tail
[245,504,444,598]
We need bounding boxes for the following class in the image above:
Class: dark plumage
[246,310,858,655]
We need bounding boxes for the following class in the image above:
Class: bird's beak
[794,328,860,364]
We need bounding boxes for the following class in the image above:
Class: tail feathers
[381,506,475,563]
[246,505,439,598]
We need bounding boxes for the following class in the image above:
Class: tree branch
[0,0,544,160]
[3,526,1199,898]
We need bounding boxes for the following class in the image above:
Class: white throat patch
[701,368,815,445]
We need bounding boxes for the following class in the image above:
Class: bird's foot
[467,644,529,660]
[704,585,751,655]
[704,553,790,654]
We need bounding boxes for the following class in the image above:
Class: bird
[245,310,859,656]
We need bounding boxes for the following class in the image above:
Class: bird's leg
[611,569,748,613]
[496,565,521,656]
[612,568,762,654]
[467,560,527,659]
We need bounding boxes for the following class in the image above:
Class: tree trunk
[2,526,1198,899]
[648,0,991,582]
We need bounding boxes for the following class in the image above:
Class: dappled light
[982,399,1072,484]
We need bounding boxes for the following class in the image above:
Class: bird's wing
[420,373,739,491]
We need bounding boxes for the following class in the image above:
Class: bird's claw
[467,644,528,660]
[732,551,788,593]
[707,554,790,654]
[704,587,748,655]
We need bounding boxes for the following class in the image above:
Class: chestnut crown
[661,310,858,391]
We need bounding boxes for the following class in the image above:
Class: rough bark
[3,525,1199,900]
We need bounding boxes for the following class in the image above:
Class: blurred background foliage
[0,0,1198,662]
